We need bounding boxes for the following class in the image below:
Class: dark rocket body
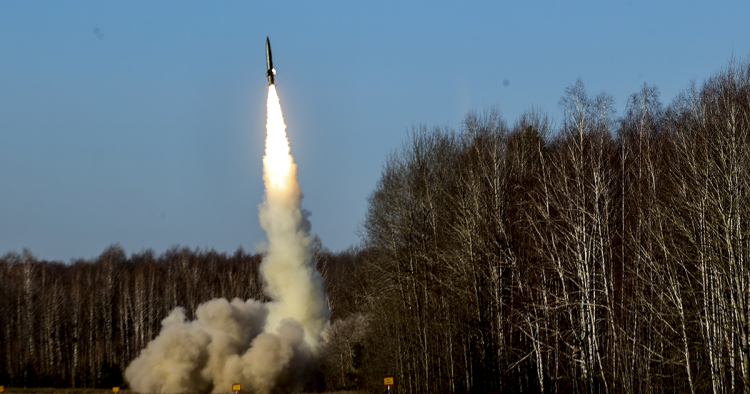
[266,37,276,86]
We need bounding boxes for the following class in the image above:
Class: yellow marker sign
[112,387,120,393]
[383,376,394,386]
[0,385,5,393]
[232,384,242,392]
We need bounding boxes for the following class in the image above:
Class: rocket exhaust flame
[263,85,293,191]
[124,78,329,394]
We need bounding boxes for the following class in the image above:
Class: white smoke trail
[259,86,329,349]
[124,85,330,394]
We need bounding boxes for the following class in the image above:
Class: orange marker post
[112,387,120,393]
[0,385,5,393]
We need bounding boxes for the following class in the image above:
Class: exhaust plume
[125,85,330,394]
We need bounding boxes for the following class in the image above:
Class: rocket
[266,37,276,86]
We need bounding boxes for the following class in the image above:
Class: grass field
[1,389,132,394]
[0,390,366,394]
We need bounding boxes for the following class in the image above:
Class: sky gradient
[2,1,749,261]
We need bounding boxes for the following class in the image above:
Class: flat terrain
[0,390,365,394]
[1,390,132,394]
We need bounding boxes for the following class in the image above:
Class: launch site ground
[0,390,365,394]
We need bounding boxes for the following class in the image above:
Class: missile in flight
[266,37,276,86]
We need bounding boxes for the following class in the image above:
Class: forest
[2,57,750,393]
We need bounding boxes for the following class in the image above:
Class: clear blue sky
[1,1,749,261]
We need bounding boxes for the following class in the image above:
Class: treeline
[338,57,750,393]
[0,241,361,391]
[0,246,265,388]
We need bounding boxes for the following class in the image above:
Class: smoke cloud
[125,85,330,394]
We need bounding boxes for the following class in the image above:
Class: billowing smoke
[125,85,330,394]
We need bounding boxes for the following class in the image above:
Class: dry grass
[1,390,369,394]
[1,389,132,394]
[7,390,299,394]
